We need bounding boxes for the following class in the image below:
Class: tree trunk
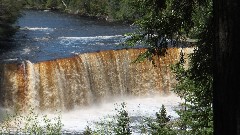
[213,0,240,134]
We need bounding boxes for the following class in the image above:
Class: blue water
[0,10,134,63]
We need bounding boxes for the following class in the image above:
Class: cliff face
[0,48,192,111]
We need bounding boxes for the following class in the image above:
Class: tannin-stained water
[0,48,188,111]
[0,10,193,134]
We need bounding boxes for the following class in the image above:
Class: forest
[0,0,240,134]
[24,0,139,21]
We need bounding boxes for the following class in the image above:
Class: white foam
[21,27,55,32]
[0,94,182,134]
[58,35,123,40]
[21,48,31,54]
[45,94,183,134]
[58,35,125,45]
[1,58,18,62]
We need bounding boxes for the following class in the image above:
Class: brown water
[0,48,190,111]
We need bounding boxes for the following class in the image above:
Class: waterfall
[0,48,191,111]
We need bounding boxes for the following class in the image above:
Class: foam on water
[58,35,124,40]
[42,94,183,134]
[58,35,126,45]
[21,27,55,32]
[0,94,182,134]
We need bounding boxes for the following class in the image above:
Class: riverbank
[23,7,134,25]
[22,0,136,24]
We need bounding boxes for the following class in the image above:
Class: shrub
[0,108,63,135]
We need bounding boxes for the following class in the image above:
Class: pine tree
[156,105,171,128]
[114,102,131,135]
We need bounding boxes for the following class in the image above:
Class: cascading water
[0,48,187,111]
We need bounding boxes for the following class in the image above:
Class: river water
[0,10,183,134]
[0,10,133,63]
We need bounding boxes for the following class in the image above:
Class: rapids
[0,10,133,63]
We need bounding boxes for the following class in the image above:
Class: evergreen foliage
[22,0,137,21]
[0,109,63,134]
[124,0,214,134]
[171,16,213,135]
[90,102,131,135]
[45,0,63,9]
[156,105,171,128]
[113,102,131,135]
[107,0,137,22]
[143,105,175,135]
[0,0,23,41]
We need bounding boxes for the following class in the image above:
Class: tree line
[23,0,139,22]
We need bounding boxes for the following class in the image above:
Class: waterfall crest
[0,48,191,111]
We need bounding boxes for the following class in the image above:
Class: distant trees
[45,0,62,9]
[0,0,23,41]
[107,0,137,22]
[22,0,137,21]
[24,0,46,9]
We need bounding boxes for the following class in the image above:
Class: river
[0,10,133,63]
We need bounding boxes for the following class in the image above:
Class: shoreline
[22,7,133,25]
